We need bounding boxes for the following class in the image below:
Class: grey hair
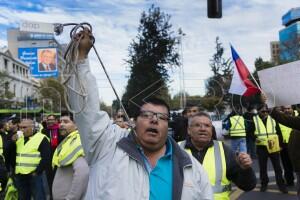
[187,111,212,127]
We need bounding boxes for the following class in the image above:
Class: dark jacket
[41,123,62,152]
[0,131,10,188]
[243,112,256,140]
[270,109,300,172]
[170,116,188,142]
[183,138,257,191]
[0,131,13,172]
[38,62,56,71]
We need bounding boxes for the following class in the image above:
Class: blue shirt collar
[137,136,173,173]
[137,136,173,156]
[165,136,172,157]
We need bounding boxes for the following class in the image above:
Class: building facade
[0,47,38,107]
[270,41,280,64]
[279,7,300,62]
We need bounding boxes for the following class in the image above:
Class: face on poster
[38,48,57,72]
[18,47,58,78]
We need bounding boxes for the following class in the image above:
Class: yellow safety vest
[229,115,246,137]
[253,116,280,153]
[179,141,231,200]
[52,130,84,168]
[279,124,292,144]
[279,109,298,143]
[4,177,18,200]
[15,132,46,175]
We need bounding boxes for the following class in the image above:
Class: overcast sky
[0,0,298,105]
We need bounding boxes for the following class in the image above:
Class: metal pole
[181,34,186,108]
[178,29,186,108]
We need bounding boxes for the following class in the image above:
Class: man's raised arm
[66,28,127,165]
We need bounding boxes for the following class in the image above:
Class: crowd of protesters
[0,113,89,200]
[0,28,299,200]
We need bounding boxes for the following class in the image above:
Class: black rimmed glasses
[139,110,169,121]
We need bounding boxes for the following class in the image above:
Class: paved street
[220,139,298,199]
[229,155,297,200]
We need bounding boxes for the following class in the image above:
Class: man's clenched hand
[75,28,94,60]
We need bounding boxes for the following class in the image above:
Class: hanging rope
[54,23,131,124]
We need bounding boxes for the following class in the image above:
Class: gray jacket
[68,59,213,200]
[52,157,89,200]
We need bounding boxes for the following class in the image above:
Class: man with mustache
[52,114,89,200]
[65,28,213,200]
[180,112,256,200]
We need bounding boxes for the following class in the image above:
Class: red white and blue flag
[229,45,260,96]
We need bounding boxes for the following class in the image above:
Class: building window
[13,84,16,95]
[16,65,19,74]
[13,64,15,73]
[4,82,9,95]
[4,59,8,70]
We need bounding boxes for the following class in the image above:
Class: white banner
[258,60,300,108]
[20,20,54,33]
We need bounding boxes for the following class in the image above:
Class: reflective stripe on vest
[253,116,276,146]
[179,141,231,199]
[52,130,84,168]
[279,124,292,143]
[203,141,231,197]
[229,115,246,137]
[15,132,45,174]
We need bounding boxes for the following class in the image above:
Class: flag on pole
[229,45,260,96]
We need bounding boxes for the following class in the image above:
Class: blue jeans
[15,173,46,200]
[231,138,247,153]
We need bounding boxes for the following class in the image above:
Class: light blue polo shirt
[138,138,173,200]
